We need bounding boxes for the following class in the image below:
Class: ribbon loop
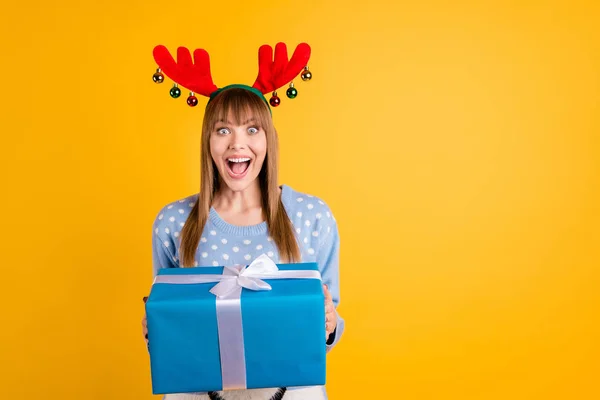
[209,253,279,298]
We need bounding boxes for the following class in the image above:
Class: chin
[221,177,259,193]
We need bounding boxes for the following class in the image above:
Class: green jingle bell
[286,82,298,99]
[170,84,181,98]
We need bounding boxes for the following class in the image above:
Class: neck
[212,179,263,213]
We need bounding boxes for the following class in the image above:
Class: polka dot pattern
[152,187,338,270]
[151,187,342,351]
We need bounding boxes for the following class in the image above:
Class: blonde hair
[179,88,301,267]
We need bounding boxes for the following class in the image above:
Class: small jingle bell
[153,68,164,83]
[170,84,181,99]
[286,82,298,99]
[270,91,281,107]
[187,92,198,107]
[301,66,312,81]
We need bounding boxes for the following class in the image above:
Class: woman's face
[209,112,267,192]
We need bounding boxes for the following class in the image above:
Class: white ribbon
[209,253,278,298]
[152,253,322,391]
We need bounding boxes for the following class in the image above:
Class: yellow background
[1,0,598,399]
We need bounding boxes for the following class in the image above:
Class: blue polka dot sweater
[151,184,344,356]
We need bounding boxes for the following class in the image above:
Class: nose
[228,142,244,150]
[228,130,247,150]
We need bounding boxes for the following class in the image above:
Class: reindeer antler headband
[151,42,313,109]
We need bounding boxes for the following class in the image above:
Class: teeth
[228,158,251,163]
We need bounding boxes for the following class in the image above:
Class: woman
[143,86,344,400]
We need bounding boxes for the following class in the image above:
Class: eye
[248,126,259,134]
[216,127,230,135]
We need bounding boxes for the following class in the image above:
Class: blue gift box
[145,257,326,394]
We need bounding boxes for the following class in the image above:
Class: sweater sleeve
[152,223,179,279]
[316,213,344,353]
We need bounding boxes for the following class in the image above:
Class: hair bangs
[205,88,272,132]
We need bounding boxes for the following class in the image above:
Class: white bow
[209,253,279,298]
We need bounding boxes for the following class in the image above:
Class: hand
[142,296,148,345]
[323,284,337,339]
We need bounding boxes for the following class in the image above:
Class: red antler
[153,45,218,97]
[252,42,311,94]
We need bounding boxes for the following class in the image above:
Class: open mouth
[226,157,251,178]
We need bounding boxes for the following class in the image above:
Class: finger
[326,303,335,314]
[142,316,149,342]
[326,310,336,322]
[323,285,333,301]
[326,322,335,333]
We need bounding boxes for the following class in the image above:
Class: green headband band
[208,84,272,114]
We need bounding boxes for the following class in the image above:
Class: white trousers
[164,386,326,400]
